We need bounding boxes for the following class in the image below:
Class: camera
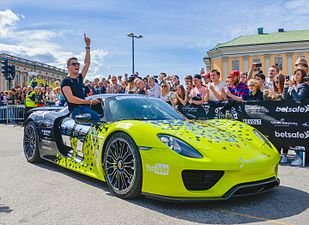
[286,75,290,80]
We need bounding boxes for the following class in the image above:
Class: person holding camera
[61,33,100,122]
[283,69,309,102]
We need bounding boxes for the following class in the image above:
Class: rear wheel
[23,121,41,163]
[103,133,142,199]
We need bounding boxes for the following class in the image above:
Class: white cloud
[0,9,109,80]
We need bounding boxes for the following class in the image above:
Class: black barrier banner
[179,100,309,151]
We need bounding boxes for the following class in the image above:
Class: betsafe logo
[275,131,309,139]
[275,105,309,113]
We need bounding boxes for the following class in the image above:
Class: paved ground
[0,124,308,225]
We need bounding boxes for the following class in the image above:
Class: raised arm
[81,33,91,78]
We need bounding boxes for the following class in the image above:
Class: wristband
[85,46,90,50]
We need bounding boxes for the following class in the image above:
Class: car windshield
[107,96,184,121]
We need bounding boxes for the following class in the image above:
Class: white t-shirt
[148,83,161,98]
[207,81,226,101]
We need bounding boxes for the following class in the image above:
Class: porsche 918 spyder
[23,94,280,201]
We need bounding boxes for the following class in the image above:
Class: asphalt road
[0,124,308,225]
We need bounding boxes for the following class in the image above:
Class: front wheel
[103,133,142,199]
[23,121,41,163]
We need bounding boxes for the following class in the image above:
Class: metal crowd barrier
[0,105,25,124]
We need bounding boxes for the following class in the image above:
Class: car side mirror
[75,113,92,124]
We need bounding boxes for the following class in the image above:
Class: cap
[202,72,211,78]
[228,70,240,78]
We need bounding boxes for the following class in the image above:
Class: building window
[274,57,283,71]
[232,60,240,71]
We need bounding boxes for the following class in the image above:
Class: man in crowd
[265,65,279,90]
[61,33,100,122]
[109,75,121,93]
[224,70,249,101]
[204,69,226,103]
[148,76,160,98]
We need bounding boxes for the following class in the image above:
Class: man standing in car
[61,33,100,122]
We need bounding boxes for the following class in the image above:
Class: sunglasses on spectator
[295,63,308,67]
[161,85,168,88]
[248,84,257,87]
[275,80,279,84]
[70,62,80,66]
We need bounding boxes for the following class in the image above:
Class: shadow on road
[34,161,309,224]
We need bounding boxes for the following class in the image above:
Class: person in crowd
[243,79,263,101]
[254,72,266,91]
[125,76,136,94]
[158,72,167,85]
[135,79,147,95]
[283,69,309,101]
[265,65,279,90]
[119,80,127,94]
[224,70,249,102]
[172,84,187,112]
[295,57,308,73]
[30,77,38,89]
[98,81,106,94]
[25,86,36,115]
[264,74,285,101]
[92,77,101,95]
[160,81,173,105]
[148,76,160,98]
[61,33,100,122]
[204,69,226,103]
[240,72,248,84]
[171,75,180,91]
[188,74,206,105]
[202,72,211,85]
[16,88,24,105]
[109,75,121,93]
[184,75,193,88]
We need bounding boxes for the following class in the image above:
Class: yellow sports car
[23,94,280,201]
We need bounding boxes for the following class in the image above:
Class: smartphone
[286,75,290,80]
[255,63,262,68]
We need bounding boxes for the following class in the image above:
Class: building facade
[204,28,309,80]
[0,53,67,91]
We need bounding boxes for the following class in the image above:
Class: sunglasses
[295,63,308,67]
[161,85,167,88]
[70,62,80,66]
[248,84,257,87]
[275,80,279,84]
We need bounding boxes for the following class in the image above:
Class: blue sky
[0,0,309,80]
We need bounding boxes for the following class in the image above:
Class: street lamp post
[127,33,143,75]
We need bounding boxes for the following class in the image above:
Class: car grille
[182,170,224,190]
[231,178,279,197]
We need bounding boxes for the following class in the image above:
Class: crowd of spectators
[1,57,308,165]
[1,57,308,108]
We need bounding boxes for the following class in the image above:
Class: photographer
[283,69,309,102]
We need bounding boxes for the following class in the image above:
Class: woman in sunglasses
[264,74,285,101]
[243,79,263,101]
[159,81,173,105]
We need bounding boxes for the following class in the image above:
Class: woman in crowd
[172,84,187,111]
[16,88,25,105]
[119,80,127,93]
[160,81,173,105]
[243,79,263,101]
[283,69,309,101]
[264,74,285,101]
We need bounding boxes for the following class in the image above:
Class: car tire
[103,132,142,199]
[23,121,41,163]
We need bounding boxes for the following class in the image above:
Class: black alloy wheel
[23,121,41,163]
[103,133,142,199]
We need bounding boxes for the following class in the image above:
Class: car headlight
[253,129,273,149]
[157,134,203,158]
